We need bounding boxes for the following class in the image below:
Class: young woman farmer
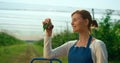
[43,10,108,63]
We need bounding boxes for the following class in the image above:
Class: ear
[84,19,89,26]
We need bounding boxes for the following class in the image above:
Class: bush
[0,32,25,46]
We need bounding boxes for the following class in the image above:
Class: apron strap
[86,35,92,48]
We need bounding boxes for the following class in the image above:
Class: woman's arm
[94,40,108,63]
[43,35,75,58]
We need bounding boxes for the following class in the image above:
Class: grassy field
[0,44,27,63]
[0,43,47,63]
[0,43,119,63]
[33,44,43,56]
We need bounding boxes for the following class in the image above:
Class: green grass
[59,56,68,63]
[0,44,27,63]
[33,44,43,56]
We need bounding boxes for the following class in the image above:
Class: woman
[43,10,108,63]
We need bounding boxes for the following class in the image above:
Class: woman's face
[71,13,87,32]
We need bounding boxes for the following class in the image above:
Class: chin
[72,30,78,32]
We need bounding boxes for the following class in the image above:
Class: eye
[72,19,77,22]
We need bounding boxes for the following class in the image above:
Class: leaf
[43,23,50,31]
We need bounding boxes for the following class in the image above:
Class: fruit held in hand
[43,22,54,31]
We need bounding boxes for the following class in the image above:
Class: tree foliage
[0,32,25,46]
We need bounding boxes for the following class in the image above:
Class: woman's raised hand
[42,18,54,37]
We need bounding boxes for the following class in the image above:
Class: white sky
[0,0,120,10]
[0,0,120,40]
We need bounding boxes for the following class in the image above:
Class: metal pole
[92,8,95,20]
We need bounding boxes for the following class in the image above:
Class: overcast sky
[0,0,120,40]
[0,0,120,10]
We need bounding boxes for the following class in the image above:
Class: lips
[72,26,76,28]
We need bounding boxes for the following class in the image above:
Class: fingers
[47,24,54,30]
[43,18,51,25]
[42,18,53,31]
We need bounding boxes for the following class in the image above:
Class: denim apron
[68,35,93,63]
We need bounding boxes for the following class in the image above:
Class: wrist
[46,31,52,37]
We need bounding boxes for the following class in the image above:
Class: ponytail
[91,20,98,28]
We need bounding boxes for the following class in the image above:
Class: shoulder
[62,40,77,49]
[92,39,106,47]
[91,39,107,51]
[68,40,77,44]
[64,40,77,46]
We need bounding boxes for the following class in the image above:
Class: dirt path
[13,44,44,63]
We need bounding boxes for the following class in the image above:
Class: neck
[79,31,90,43]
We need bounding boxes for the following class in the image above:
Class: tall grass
[0,44,27,63]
